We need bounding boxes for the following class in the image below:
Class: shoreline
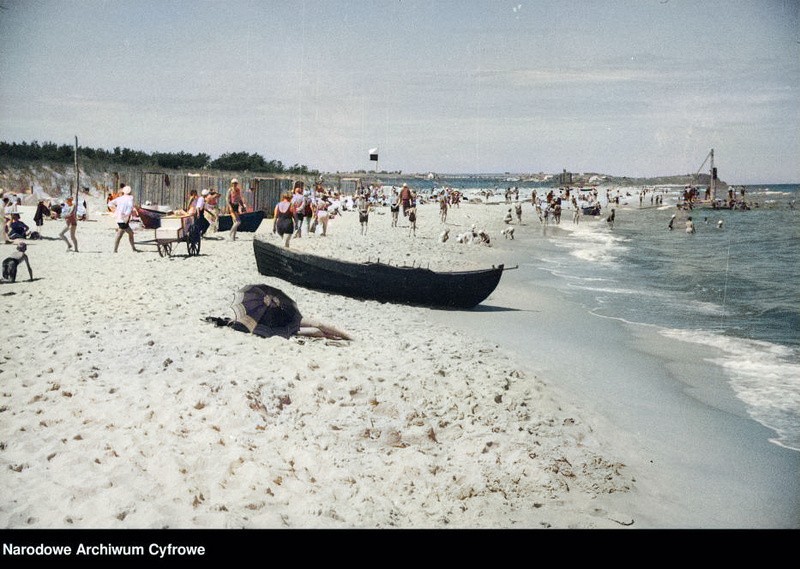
[1,194,797,529]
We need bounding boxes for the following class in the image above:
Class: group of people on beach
[1,192,33,282]
[272,180,334,247]
[270,180,440,246]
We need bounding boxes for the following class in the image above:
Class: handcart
[135,207,202,257]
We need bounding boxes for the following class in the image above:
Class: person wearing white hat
[108,186,138,253]
[668,213,676,231]
[399,183,413,217]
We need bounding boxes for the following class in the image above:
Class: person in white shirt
[108,186,138,253]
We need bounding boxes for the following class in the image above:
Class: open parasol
[231,284,303,339]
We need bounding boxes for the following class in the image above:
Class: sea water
[470,182,800,453]
[400,177,799,453]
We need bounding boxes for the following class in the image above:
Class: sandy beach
[1,191,797,530]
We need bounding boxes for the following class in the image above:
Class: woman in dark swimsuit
[272,193,295,247]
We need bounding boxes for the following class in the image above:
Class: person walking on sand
[272,192,295,247]
[389,189,400,227]
[515,202,522,224]
[290,182,306,239]
[439,191,448,223]
[33,200,49,234]
[204,189,220,232]
[356,191,370,235]
[399,183,413,217]
[59,197,78,252]
[1,242,33,283]
[226,178,246,241]
[315,194,330,236]
[109,186,139,253]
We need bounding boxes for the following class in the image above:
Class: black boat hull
[217,211,265,232]
[253,238,503,309]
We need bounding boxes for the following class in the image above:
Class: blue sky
[1,0,798,183]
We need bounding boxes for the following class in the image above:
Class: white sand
[2,195,651,529]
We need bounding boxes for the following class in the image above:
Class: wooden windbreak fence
[127,172,295,216]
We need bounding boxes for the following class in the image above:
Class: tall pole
[74,136,80,203]
[709,148,715,202]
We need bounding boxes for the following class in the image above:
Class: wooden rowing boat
[253,237,505,309]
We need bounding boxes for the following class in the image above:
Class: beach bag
[29,231,40,240]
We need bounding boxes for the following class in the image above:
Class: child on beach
[389,190,400,227]
[7,214,29,240]
[1,242,33,283]
[407,206,417,237]
[356,193,370,235]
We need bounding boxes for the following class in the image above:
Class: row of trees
[0,140,318,175]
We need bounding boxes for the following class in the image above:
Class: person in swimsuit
[439,192,448,223]
[1,242,33,283]
[59,197,79,252]
[356,192,370,235]
[272,193,295,247]
[203,189,219,231]
[226,178,246,241]
[315,195,330,236]
[389,189,400,227]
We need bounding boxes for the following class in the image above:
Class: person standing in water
[685,216,695,234]
[606,208,616,229]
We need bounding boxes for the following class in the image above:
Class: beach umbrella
[231,284,303,339]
